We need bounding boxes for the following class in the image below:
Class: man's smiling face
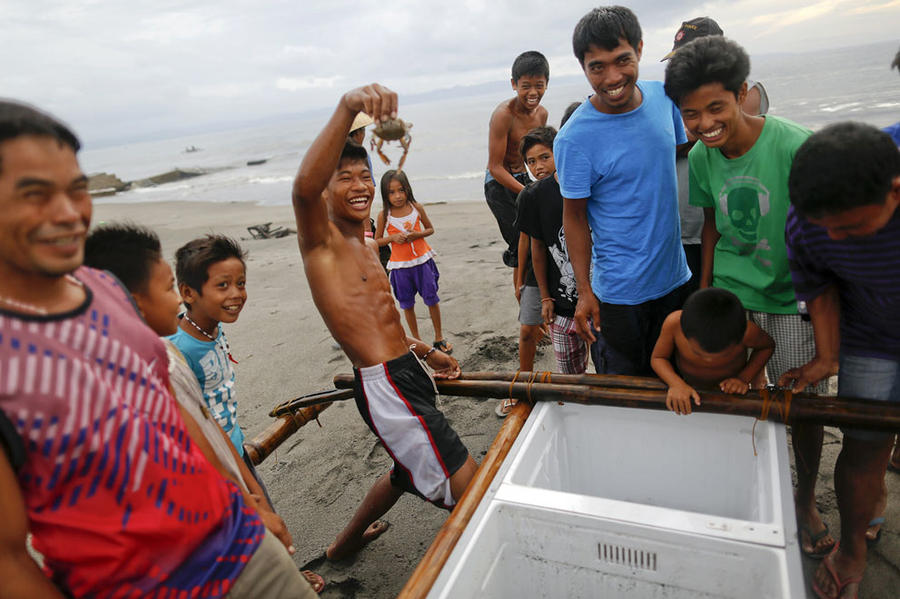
[0,135,91,281]
[582,38,643,114]
[328,158,374,223]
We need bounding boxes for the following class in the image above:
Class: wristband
[422,346,437,361]
[541,298,555,303]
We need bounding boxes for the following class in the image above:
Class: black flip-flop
[433,339,453,355]
[799,523,836,559]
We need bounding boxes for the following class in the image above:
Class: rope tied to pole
[753,385,794,456]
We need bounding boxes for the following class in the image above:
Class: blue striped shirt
[169,324,245,455]
[785,206,900,360]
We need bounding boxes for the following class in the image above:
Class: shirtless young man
[485,51,549,270]
[292,83,478,559]
[651,288,774,415]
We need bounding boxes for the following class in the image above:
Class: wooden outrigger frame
[247,371,900,597]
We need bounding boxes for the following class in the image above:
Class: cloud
[2,0,896,144]
[276,76,342,91]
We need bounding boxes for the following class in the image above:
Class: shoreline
[92,199,899,598]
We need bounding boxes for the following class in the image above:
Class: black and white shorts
[353,352,469,508]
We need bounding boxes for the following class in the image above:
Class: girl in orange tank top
[375,170,453,354]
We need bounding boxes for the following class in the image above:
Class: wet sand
[95,198,898,598]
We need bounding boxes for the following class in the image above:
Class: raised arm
[293,84,398,252]
[0,453,65,598]
[487,107,525,194]
[563,197,598,343]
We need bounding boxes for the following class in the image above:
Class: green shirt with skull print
[689,115,811,314]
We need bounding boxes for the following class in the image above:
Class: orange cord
[508,371,554,407]
[508,370,522,402]
[752,387,793,456]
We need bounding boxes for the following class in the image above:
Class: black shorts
[353,352,469,508]
[484,172,530,267]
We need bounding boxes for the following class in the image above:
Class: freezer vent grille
[598,543,657,571]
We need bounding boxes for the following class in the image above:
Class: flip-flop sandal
[866,516,885,547]
[495,398,516,418]
[799,522,836,559]
[433,339,453,355]
[812,544,862,599]
[301,570,325,594]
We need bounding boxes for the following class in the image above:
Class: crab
[370,118,413,170]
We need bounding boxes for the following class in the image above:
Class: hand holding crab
[370,118,413,171]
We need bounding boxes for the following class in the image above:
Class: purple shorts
[389,259,440,309]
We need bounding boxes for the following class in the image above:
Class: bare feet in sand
[326,519,391,561]
[302,570,325,594]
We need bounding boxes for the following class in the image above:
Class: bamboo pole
[332,373,900,431]
[458,370,667,391]
[243,402,330,465]
[397,399,533,599]
[269,388,355,416]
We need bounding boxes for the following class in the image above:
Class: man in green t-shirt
[664,36,835,560]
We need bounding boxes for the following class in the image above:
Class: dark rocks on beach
[89,168,212,198]
[130,168,206,188]
[87,172,129,198]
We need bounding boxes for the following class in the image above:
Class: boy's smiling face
[524,143,555,180]
[511,74,547,112]
[183,257,247,327]
[134,258,181,336]
[328,158,374,222]
[679,82,747,150]
[582,39,643,114]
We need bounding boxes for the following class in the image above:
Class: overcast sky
[4,0,898,144]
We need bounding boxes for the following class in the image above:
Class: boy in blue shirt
[167,235,271,494]
[555,6,690,376]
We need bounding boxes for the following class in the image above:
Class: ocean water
[83,40,900,207]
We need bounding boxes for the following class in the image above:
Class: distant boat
[184,145,202,153]
[247,158,268,166]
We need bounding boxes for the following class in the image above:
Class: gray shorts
[518,284,543,326]
[226,529,317,599]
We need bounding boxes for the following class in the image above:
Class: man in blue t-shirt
[555,6,690,375]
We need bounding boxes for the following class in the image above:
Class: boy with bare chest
[485,51,549,269]
[292,83,478,560]
[651,288,774,415]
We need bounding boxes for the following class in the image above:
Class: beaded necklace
[181,313,239,364]
[0,275,84,315]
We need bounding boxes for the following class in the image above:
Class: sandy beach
[94,198,898,598]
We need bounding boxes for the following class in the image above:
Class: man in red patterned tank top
[0,101,316,598]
